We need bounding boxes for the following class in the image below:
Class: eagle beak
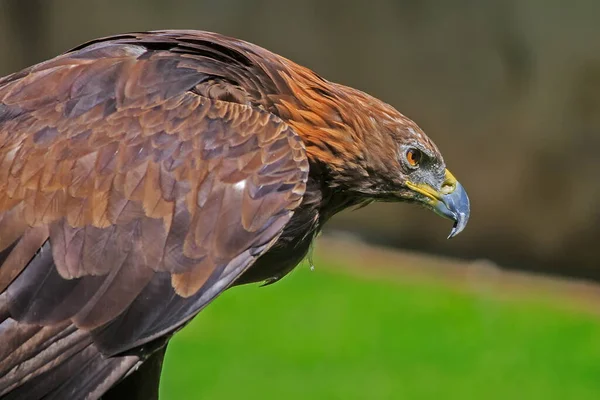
[405,169,470,238]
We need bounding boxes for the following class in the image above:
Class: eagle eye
[406,148,422,168]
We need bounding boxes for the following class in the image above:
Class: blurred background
[1,1,600,399]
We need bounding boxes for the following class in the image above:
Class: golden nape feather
[0,30,469,399]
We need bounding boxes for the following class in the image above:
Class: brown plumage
[0,30,469,399]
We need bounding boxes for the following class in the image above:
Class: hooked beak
[405,169,470,238]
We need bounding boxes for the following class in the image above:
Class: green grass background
[160,258,600,399]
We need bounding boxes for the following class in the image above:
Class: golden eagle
[0,30,469,399]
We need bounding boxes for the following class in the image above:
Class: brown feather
[0,28,444,398]
[0,227,48,292]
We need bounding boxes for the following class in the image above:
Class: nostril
[441,181,456,195]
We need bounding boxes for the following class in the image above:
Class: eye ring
[406,148,422,168]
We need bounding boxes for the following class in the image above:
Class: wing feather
[0,37,308,398]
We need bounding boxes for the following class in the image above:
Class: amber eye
[406,148,422,167]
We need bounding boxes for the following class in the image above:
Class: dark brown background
[1,0,598,280]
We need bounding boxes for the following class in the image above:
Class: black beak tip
[447,214,468,239]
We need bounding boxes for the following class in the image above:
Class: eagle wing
[0,37,308,398]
